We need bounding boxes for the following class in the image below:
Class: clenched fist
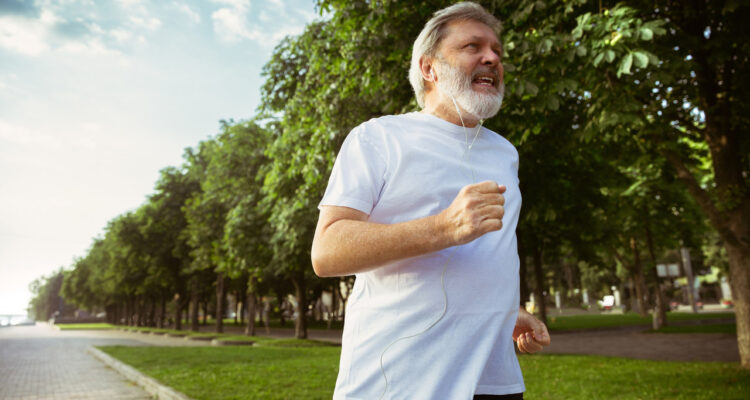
[438,181,506,246]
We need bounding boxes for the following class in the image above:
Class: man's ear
[419,57,435,82]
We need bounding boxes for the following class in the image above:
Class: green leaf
[576,45,587,57]
[622,180,644,196]
[617,53,633,77]
[593,52,605,67]
[546,95,560,111]
[605,50,616,63]
[640,27,653,41]
[566,48,576,62]
[644,50,660,65]
[632,51,648,68]
[525,81,539,96]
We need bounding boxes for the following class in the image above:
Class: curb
[87,346,192,400]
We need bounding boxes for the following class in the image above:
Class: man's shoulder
[356,113,415,131]
[347,113,417,142]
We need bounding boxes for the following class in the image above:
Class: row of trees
[27,0,747,367]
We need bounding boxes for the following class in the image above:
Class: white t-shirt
[320,112,524,400]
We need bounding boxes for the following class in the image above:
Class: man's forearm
[312,182,506,277]
[311,214,452,277]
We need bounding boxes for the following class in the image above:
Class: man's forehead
[442,19,500,45]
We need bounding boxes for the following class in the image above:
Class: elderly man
[311,2,550,399]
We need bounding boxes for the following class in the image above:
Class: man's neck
[422,100,480,128]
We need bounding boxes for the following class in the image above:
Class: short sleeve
[319,123,387,215]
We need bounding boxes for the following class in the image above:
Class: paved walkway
[545,325,740,362]
[0,324,211,400]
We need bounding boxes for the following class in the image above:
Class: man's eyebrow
[462,35,502,48]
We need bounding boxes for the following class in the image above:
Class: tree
[28,268,72,321]
[564,0,749,366]
[140,166,200,328]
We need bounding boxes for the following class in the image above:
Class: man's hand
[438,181,506,246]
[513,308,551,354]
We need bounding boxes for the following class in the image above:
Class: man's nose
[481,48,500,66]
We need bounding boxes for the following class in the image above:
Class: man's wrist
[429,212,454,250]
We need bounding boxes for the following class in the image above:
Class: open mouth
[472,74,498,89]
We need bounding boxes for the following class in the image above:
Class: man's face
[433,19,504,119]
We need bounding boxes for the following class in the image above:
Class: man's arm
[311,181,506,277]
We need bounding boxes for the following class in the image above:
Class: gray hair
[408,2,502,108]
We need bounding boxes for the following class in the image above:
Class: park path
[0,323,211,400]
[545,326,740,362]
[203,319,740,363]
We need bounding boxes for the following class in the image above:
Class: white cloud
[56,37,122,56]
[271,25,304,42]
[129,15,162,31]
[210,0,313,46]
[0,121,64,149]
[0,5,131,57]
[212,0,250,9]
[117,0,146,10]
[173,2,201,24]
[212,3,258,43]
[0,15,53,56]
[110,28,132,42]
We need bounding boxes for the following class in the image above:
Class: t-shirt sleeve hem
[319,196,373,215]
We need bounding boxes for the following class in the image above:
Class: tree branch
[659,147,739,247]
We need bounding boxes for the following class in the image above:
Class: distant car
[601,295,615,311]
[670,301,704,310]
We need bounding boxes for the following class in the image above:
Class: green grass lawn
[99,345,750,400]
[521,354,750,399]
[55,323,114,330]
[192,318,345,330]
[547,312,735,332]
[100,344,339,400]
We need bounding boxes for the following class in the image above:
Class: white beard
[434,60,504,120]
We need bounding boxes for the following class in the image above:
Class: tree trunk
[202,302,208,325]
[216,272,225,334]
[257,294,264,327]
[727,243,750,369]
[629,238,648,317]
[292,276,308,339]
[234,290,240,325]
[245,290,256,337]
[174,293,184,330]
[277,292,286,327]
[518,234,529,307]
[148,300,156,327]
[136,298,144,327]
[644,221,667,329]
[157,297,165,328]
[190,280,200,332]
[532,243,547,325]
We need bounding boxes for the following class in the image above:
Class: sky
[0,0,319,315]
